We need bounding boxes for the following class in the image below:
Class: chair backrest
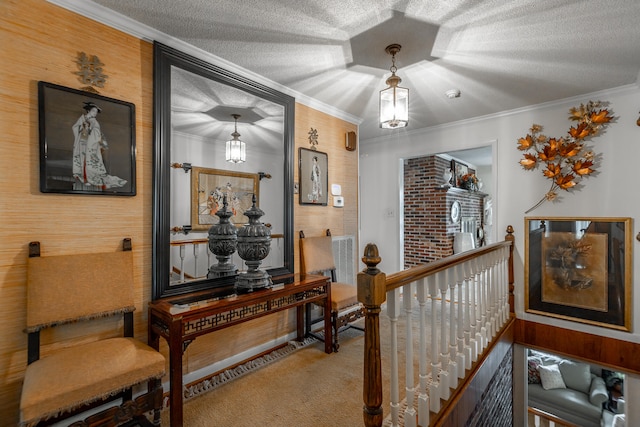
[26,239,135,334]
[299,230,337,278]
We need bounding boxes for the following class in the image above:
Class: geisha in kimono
[72,101,127,190]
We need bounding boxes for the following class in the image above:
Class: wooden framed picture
[191,166,259,231]
[299,148,328,205]
[525,217,632,331]
[451,159,468,188]
[37,81,136,195]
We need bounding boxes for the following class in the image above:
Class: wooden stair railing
[358,226,515,427]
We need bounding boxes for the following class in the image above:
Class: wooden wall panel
[0,1,153,422]
[514,319,640,375]
[293,103,359,272]
[0,1,359,422]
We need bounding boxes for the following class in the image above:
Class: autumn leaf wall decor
[517,101,614,213]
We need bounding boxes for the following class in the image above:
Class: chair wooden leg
[332,310,339,352]
[305,304,312,335]
[150,378,163,426]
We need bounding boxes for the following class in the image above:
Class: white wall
[359,84,640,345]
[170,130,285,277]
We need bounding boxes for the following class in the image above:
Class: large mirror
[153,42,295,300]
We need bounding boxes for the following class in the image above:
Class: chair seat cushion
[20,337,165,426]
[330,282,359,311]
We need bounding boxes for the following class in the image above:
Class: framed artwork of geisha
[299,147,328,205]
[38,81,136,195]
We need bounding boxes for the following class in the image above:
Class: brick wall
[404,156,485,267]
[465,347,514,427]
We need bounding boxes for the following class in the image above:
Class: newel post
[505,225,515,314]
[357,243,387,427]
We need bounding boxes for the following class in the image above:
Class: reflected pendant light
[379,44,409,129]
[226,114,246,163]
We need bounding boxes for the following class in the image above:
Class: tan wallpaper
[0,0,358,423]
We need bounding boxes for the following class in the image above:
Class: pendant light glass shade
[225,114,246,163]
[379,44,409,129]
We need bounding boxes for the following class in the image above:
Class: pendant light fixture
[225,113,246,163]
[379,44,409,129]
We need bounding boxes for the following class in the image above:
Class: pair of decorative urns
[207,194,272,293]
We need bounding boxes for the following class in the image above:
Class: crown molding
[47,0,362,126]
[364,84,638,145]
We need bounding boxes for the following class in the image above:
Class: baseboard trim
[164,336,317,407]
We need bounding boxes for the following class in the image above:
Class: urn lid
[208,194,237,237]
[244,194,265,223]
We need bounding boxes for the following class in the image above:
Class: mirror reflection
[153,42,295,300]
[169,66,285,284]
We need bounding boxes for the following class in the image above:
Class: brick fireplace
[404,155,486,268]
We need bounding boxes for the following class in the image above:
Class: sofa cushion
[538,364,566,390]
[559,359,592,394]
[528,356,542,384]
[528,383,603,423]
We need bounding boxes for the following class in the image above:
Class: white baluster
[454,265,465,378]
[428,273,441,413]
[490,251,499,338]
[387,288,401,427]
[502,246,510,324]
[447,268,458,389]
[484,253,493,341]
[179,244,185,282]
[486,252,494,339]
[496,248,505,327]
[459,263,472,371]
[415,278,429,427]
[403,283,416,427]
[193,243,199,279]
[469,257,479,361]
[479,255,488,351]
[438,270,450,400]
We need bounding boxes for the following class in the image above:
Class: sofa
[527,350,609,427]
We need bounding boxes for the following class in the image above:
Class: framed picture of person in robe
[37,81,136,195]
[298,148,328,205]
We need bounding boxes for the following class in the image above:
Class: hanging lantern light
[379,44,409,129]
[225,114,246,163]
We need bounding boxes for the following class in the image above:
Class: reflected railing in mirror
[169,234,285,284]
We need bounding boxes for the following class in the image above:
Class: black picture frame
[525,217,632,332]
[38,81,136,195]
[451,159,468,188]
[299,148,328,205]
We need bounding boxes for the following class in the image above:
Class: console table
[148,274,332,427]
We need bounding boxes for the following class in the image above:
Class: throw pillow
[528,357,542,384]
[558,359,592,394]
[538,364,566,390]
[612,414,625,427]
[530,349,562,366]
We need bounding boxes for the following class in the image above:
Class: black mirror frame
[152,42,295,300]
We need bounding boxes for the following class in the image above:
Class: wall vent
[332,235,356,284]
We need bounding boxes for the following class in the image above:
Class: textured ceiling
[79,0,640,144]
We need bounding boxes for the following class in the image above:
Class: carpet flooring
[161,324,370,427]
[161,298,453,426]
